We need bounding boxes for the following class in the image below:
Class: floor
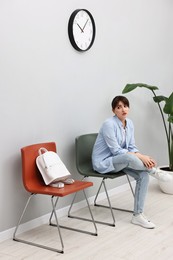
[0,180,173,260]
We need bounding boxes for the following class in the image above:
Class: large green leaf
[122,83,158,94]
[122,84,138,93]
[153,95,168,103]
[163,92,173,115]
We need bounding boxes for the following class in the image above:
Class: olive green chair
[74,133,134,226]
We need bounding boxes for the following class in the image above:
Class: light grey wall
[0,0,173,232]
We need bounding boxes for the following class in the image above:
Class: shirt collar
[114,115,128,128]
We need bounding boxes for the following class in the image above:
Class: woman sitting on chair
[92,95,170,229]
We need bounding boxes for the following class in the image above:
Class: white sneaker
[62,178,75,184]
[50,182,64,188]
[150,169,172,182]
[131,214,155,229]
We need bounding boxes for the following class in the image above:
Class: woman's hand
[134,153,156,168]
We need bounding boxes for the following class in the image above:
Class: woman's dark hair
[111,96,130,109]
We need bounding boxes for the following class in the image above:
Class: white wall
[0,0,173,233]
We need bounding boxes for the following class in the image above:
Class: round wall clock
[68,9,96,52]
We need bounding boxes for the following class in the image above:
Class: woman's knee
[124,153,140,164]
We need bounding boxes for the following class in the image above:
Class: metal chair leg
[94,179,104,205]
[13,193,64,253]
[49,176,86,225]
[68,177,115,227]
[49,197,59,225]
[13,194,34,241]
[126,174,135,197]
[50,190,98,236]
[94,177,134,214]
[93,179,116,226]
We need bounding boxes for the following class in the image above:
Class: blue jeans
[112,153,154,214]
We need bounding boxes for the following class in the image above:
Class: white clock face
[72,10,94,51]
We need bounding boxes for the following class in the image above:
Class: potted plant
[122,83,173,194]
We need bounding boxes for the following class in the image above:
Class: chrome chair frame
[74,133,135,227]
[13,190,97,253]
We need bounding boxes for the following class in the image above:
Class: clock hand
[82,19,89,31]
[77,23,84,33]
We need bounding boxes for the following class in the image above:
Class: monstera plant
[122,83,173,194]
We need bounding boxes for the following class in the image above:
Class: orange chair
[13,142,97,254]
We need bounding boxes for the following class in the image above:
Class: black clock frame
[68,9,96,52]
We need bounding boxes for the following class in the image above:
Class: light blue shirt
[92,115,139,173]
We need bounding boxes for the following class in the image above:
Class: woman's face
[112,101,129,122]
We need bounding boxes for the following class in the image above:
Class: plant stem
[152,90,171,168]
[151,90,169,140]
[169,123,173,170]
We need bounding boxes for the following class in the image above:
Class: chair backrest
[21,142,56,192]
[75,133,98,176]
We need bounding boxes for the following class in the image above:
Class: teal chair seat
[75,133,134,226]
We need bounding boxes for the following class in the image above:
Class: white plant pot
[158,166,173,195]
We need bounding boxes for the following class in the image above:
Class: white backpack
[36,147,71,185]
